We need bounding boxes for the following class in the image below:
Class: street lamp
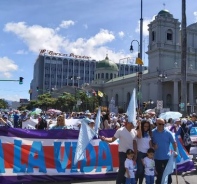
[129,0,143,114]
[130,39,142,112]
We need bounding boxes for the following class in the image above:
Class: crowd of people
[0,109,197,184]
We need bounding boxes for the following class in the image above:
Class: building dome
[158,9,173,18]
[97,55,118,71]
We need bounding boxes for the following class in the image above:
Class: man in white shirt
[101,118,137,184]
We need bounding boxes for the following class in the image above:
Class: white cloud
[4,22,64,53]
[135,17,155,37]
[194,12,197,21]
[118,31,125,38]
[59,20,75,28]
[16,50,28,55]
[4,22,130,62]
[0,57,18,78]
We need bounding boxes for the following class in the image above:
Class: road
[28,160,197,184]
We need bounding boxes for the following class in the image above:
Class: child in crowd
[124,149,136,184]
[142,148,156,184]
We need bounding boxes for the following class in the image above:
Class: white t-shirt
[114,127,137,152]
[137,136,151,153]
[124,158,135,178]
[143,157,155,176]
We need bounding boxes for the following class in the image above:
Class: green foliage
[0,99,9,109]
[27,91,99,112]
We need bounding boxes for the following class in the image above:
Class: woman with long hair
[135,119,152,184]
[50,115,67,129]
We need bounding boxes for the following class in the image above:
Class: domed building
[94,54,119,84]
[157,9,173,18]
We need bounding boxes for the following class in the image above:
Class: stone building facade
[91,9,197,114]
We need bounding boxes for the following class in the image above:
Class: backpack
[181,128,192,146]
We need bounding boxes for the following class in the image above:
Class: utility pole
[181,0,187,115]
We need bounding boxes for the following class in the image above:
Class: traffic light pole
[0,80,20,81]
[0,77,24,84]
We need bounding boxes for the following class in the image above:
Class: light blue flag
[94,107,101,137]
[126,88,137,126]
[161,153,176,184]
[74,120,96,164]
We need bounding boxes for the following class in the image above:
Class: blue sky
[0,0,196,102]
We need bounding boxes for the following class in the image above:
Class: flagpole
[175,163,179,184]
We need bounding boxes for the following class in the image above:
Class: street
[29,159,197,184]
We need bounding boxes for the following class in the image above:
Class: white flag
[94,107,101,137]
[74,120,96,164]
[126,88,137,126]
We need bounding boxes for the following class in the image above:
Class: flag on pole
[135,57,144,65]
[98,91,104,97]
[161,153,176,184]
[74,120,96,164]
[126,88,137,126]
[94,107,101,137]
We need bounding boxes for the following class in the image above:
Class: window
[167,29,173,41]
[152,31,155,41]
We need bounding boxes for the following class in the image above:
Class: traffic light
[19,77,24,84]
[36,86,39,91]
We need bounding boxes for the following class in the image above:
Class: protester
[152,118,177,184]
[176,118,192,153]
[18,111,28,128]
[135,120,152,184]
[124,149,136,184]
[142,148,156,184]
[189,113,197,127]
[85,118,95,129]
[13,111,20,128]
[100,117,137,184]
[0,115,13,127]
[103,113,111,129]
[35,117,47,130]
[50,115,67,129]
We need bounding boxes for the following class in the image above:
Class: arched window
[98,73,100,79]
[101,73,104,79]
[106,73,109,79]
[110,73,113,79]
[167,29,173,41]
[115,94,119,106]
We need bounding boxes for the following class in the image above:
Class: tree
[181,0,187,115]
[55,92,75,112]
[0,99,8,109]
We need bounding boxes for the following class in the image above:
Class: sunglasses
[158,123,164,126]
